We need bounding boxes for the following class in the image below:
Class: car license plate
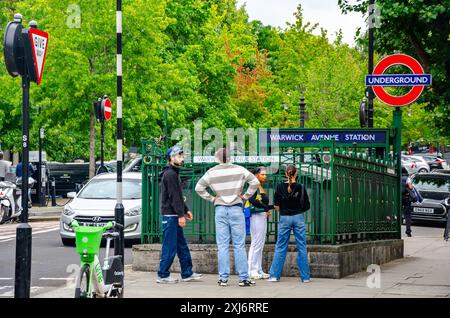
[413,207,434,214]
[81,222,106,227]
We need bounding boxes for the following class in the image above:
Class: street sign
[260,129,388,147]
[28,28,48,85]
[365,54,432,107]
[102,97,112,121]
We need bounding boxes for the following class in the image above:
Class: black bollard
[14,223,32,298]
[51,178,56,207]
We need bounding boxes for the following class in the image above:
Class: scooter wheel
[0,206,11,224]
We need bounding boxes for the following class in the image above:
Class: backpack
[242,199,251,235]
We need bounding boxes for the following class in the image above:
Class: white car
[402,155,430,174]
[59,172,142,246]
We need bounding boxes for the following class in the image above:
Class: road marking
[0,286,43,297]
[0,278,13,280]
[0,226,59,241]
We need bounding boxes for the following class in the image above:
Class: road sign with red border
[102,98,112,121]
[365,54,432,107]
[29,28,48,85]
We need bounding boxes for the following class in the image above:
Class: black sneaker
[238,279,255,287]
[406,233,412,237]
[218,279,228,287]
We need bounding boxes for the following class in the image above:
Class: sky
[236,0,367,46]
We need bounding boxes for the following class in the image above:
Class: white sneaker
[260,272,270,279]
[302,279,311,283]
[250,273,263,280]
[267,277,279,282]
[156,276,179,284]
[181,272,203,282]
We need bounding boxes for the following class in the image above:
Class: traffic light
[4,14,25,77]
[359,96,368,128]
[93,97,103,122]
[3,14,42,83]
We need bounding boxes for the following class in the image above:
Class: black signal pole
[15,61,32,299]
[100,113,105,171]
[368,0,375,129]
[14,16,34,299]
[38,127,45,206]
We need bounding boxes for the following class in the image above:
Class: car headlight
[62,222,74,232]
[124,223,138,233]
[125,207,141,217]
[445,197,450,206]
[63,205,75,216]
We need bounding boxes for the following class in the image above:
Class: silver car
[59,172,142,246]
[402,155,430,174]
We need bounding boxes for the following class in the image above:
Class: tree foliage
[0,0,447,162]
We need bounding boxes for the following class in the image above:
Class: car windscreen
[77,178,141,199]
[412,176,450,192]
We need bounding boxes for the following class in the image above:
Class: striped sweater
[195,163,259,206]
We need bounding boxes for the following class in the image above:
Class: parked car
[401,155,430,174]
[47,161,116,197]
[401,158,414,175]
[433,169,450,175]
[410,173,450,223]
[59,172,142,246]
[123,156,142,173]
[413,154,448,171]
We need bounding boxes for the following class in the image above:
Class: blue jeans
[158,216,193,279]
[269,213,310,281]
[444,215,450,240]
[215,205,249,281]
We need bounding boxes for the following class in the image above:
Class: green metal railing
[141,140,400,245]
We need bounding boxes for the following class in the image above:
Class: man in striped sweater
[195,148,259,287]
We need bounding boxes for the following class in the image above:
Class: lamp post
[368,0,375,129]
[298,86,306,162]
[283,101,289,127]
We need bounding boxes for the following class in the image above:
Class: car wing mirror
[67,192,76,199]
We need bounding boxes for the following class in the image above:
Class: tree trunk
[89,109,96,179]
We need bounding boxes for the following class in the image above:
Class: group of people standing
[156,146,311,286]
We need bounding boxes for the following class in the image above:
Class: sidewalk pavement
[34,226,450,298]
[28,198,67,222]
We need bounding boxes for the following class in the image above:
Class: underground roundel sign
[365,54,432,107]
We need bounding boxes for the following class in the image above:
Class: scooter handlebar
[112,221,124,230]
